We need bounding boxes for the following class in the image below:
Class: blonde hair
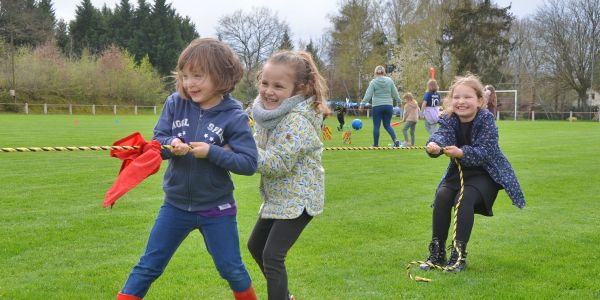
[175,38,244,100]
[427,79,439,92]
[442,74,485,117]
[374,65,386,76]
[261,50,329,113]
[403,92,414,101]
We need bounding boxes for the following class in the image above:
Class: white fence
[1,102,598,121]
[0,103,158,115]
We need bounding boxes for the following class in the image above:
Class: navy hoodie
[153,92,258,211]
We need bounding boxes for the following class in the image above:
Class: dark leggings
[432,186,484,244]
[247,211,312,300]
[372,105,396,146]
[337,114,345,127]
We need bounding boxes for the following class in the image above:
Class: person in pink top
[401,92,420,146]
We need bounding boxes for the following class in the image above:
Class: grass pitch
[0,114,599,299]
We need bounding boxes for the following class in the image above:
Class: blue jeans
[121,203,252,297]
[372,105,397,146]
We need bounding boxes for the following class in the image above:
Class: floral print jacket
[427,109,526,208]
[254,99,325,219]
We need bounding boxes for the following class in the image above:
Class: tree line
[1,0,599,114]
[0,0,196,106]
[323,0,599,113]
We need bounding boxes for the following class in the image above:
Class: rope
[406,156,465,283]
[324,146,427,151]
[0,145,172,153]
[1,145,426,153]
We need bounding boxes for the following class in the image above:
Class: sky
[52,0,546,44]
[52,0,340,43]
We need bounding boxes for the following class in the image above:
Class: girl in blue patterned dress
[248,50,328,300]
[420,74,525,272]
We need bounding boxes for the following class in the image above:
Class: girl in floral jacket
[248,50,328,300]
[420,74,525,273]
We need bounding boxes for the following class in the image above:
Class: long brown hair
[261,50,329,114]
[484,84,497,111]
[175,38,244,100]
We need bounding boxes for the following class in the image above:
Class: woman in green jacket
[360,65,402,147]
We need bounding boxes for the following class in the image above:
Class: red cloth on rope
[104,132,162,208]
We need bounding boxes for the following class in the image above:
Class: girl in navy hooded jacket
[420,74,525,273]
[117,38,258,300]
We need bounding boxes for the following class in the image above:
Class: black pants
[432,186,484,244]
[337,114,345,129]
[247,211,312,300]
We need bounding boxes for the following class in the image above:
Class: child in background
[421,79,442,136]
[334,105,347,131]
[116,38,258,300]
[401,92,419,146]
[421,74,525,272]
[248,50,328,300]
[483,84,498,118]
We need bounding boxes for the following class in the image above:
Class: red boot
[117,292,142,300]
[233,286,258,300]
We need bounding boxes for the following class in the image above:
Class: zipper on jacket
[187,109,203,211]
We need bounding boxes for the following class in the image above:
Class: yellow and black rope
[0,145,173,153]
[406,156,465,282]
[1,145,426,153]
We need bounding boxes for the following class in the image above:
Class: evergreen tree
[149,0,184,75]
[55,19,71,57]
[279,30,294,50]
[131,0,153,63]
[109,0,133,49]
[69,0,105,55]
[441,0,513,84]
[177,15,199,45]
[0,0,55,47]
[97,4,112,50]
[305,39,324,71]
[37,0,56,38]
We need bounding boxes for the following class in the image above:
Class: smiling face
[451,84,484,122]
[258,63,297,110]
[180,64,223,109]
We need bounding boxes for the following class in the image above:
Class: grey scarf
[252,95,308,130]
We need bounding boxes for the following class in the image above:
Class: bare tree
[507,18,550,113]
[535,0,600,110]
[383,0,465,88]
[217,7,289,102]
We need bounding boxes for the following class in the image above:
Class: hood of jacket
[370,76,393,89]
[291,96,322,132]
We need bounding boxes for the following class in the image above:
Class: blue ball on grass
[351,119,363,130]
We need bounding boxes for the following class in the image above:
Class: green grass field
[1,114,599,299]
